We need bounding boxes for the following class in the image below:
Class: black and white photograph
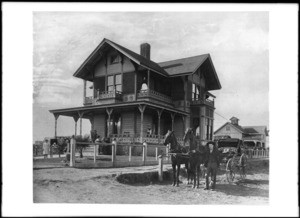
[2,3,298,217]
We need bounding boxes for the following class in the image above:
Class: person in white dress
[42,139,49,159]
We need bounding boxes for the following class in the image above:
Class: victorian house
[49,38,222,145]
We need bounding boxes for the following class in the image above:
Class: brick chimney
[140,43,150,59]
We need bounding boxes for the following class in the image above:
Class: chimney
[140,43,151,59]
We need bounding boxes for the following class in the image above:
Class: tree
[57,137,68,158]
[75,134,90,158]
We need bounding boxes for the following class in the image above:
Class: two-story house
[49,38,222,145]
[214,117,269,149]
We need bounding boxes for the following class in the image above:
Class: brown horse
[163,130,189,187]
[183,128,207,188]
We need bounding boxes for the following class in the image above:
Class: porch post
[156,109,163,144]
[147,69,150,89]
[170,113,175,131]
[182,115,186,136]
[54,114,59,138]
[138,105,146,143]
[83,80,86,104]
[73,116,79,136]
[106,108,113,138]
[78,111,85,137]
[184,76,188,112]
[105,56,108,92]
[199,105,206,146]
[89,116,94,131]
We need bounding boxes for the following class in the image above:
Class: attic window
[110,54,121,64]
[226,126,230,131]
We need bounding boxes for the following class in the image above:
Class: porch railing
[137,89,173,105]
[191,98,214,107]
[98,90,123,100]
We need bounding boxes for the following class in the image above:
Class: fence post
[155,147,158,161]
[112,144,115,167]
[142,146,145,164]
[129,145,132,162]
[158,155,163,182]
[166,146,169,162]
[93,144,96,163]
[70,139,75,167]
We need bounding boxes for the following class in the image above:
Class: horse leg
[185,163,190,184]
[172,164,176,186]
[176,164,181,187]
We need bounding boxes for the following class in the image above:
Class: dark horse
[183,128,208,188]
[163,130,189,187]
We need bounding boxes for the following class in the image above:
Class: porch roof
[49,100,189,118]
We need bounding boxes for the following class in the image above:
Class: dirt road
[33,159,269,204]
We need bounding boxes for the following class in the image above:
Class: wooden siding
[93,114,106,137]
[94,49,135,77]
[123,72,135,94]
[121,111,135,134]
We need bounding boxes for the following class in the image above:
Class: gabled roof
[243,126,268,136]
[73,38,221,90]
[214,122,245,134]
[158,54,209,76]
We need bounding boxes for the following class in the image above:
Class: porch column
[105,57,108,92]
[54,114,59,138]
[199,105,206,146]
[182,115,186,136]
[138,105,146,142]
[147,69,150,89]
[83,80,86,104]
[170,113,175,131]
[121,55,124,93]
[73,116,79,136]
[106,108,113,138]
[156,109,163,144]
[78,111,85,136]
[184,76,188,112]
[89,116,94,131]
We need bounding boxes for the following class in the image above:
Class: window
[192,83,200,100]
[110,55,120,64]
[107,74,122,92]
[226,126,230,131]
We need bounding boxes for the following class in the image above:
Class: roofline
[214,122,244,134]
[49,101,189,116]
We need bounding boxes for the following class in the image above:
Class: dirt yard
[33,158,269,204]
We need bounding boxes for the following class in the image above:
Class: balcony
[190,98,214,107]
[137,89,173,105]
[84,90,123,105]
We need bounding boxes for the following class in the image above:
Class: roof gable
[214,122,245,134]
[242,126,268,136]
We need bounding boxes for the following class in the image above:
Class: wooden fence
[72,142,172,168]
[244,149,269,159]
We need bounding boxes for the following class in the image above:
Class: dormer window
[110,54,121,64]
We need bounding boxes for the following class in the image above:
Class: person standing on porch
[42,139,49,159]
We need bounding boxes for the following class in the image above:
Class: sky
[33,11,269,142]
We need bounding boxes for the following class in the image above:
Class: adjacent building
[214,117,269,149]
[49,38,222,145]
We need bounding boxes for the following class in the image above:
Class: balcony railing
[137,89,173,105]
[98,90,123,100]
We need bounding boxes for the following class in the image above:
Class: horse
[163,130,189,187]
[183,128,208,188]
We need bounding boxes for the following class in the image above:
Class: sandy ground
[33,157,269,204]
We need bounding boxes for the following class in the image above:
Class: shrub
[75,134,90,158]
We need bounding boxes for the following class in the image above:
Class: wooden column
[147,69,150,89]
[73,116,79,136]
[182,115,186,136]
[120,55,124,93]
[170,113,175,131]
[106,108,113,138]
[138,105,146,142]
[83,80,86,104]
[156,109,163,144]
[89,116,94,131]
[105,57,108,92]
[78,111,85,136]
[199,106,206,145]
[183,76,188,112]
[54,114,59,138]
